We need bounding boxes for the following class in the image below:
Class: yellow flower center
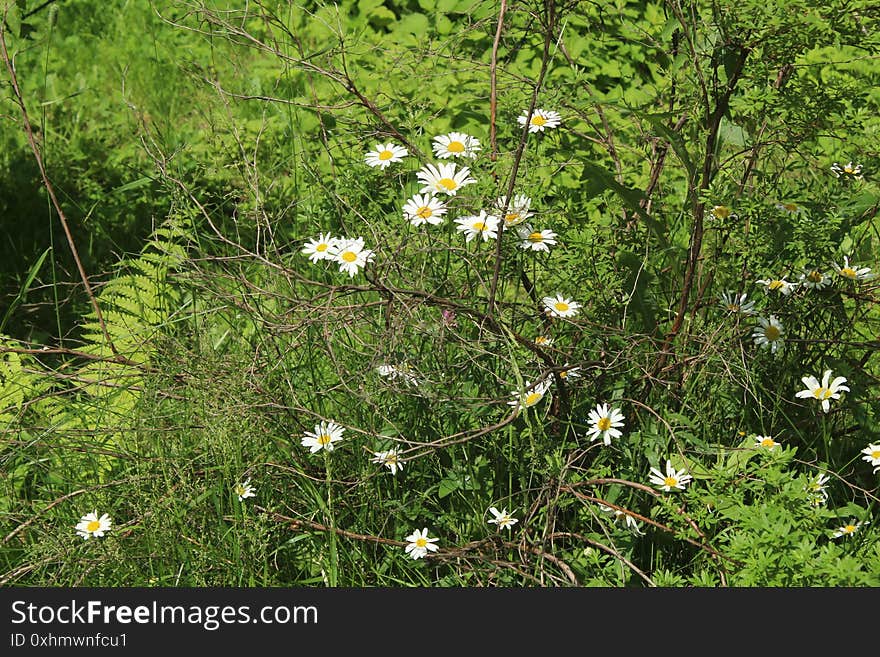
[236,485,245,496]
[664,476,677,488]
[446,140,465,153]
[808,271,823,282]
[318,433,333,445]
[713,206,731,219]
[812,387,833,400]
[872,450,880,459]
[416,206,433,219]
[524,392,543,406]
[472,221,487,231]
[554,302,570,313]
[597,417,611,431]
[378,150,393,161]
[86,520,101,532]
[840,267,856,279]
[438,178,458,191]
[505,212,521,224]
[316,243,328,252]
[844,165,855,173]
[726,304,739,311]
[782,203,798,212]
[768,280,784,290]
[415,537,427,548]
[764,325,781,341]
[844,525,855,533]
[531,115,547,126]
[341,251,357,263]
[528,232,544,242]
[535,336,549,345]
[761,438,776,448]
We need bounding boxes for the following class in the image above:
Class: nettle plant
[2,0,878,586]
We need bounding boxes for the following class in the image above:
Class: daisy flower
[507,378,552,412]
[860,443,880,474]
[597,504,645,536]
[371,448,404,475]
[776,202,803,215]
[832,256,873,281]
[832,520,867,539]
[795,369,849,413]
[754,435,780,451]
[364,142,408,169]
[404,528,439,560]
[542,294,581,319]
[585,403,625,446]
[710,205,737,220]
[487,507,519,530]
[752,315,785,353]
[330,237,375,277]
[805,472,831,507]
[799,268,831,290]
[648,459,693,492]
[719,291,757,316]
[517,108,562,133]
[534,335,554,347]
[416,162,476,196]
[455,210,500,242]
[377,363,420,387]
[75,511,112,540]
[432,132,481,159]
[301,420,345,454]
[517,225,558,253]
[402,193,448,227]
[495,194,533,227]
[301,233,339,263]
[830,161,863,180]
[756,277,797,295]
[234,478,256,501]
[558,364,581,382]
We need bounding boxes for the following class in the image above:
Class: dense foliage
[1,0,878,586]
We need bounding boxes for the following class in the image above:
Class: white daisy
[805,472,831,507]
[752,315,785,353]
[710,205,737,220]
[494,194,533,227]
[795,369,849,414]
[542,294,581,319]
[832,256,873,281]
[301,233,339,263]
[402,193,448,227]
[719,291,757,316]
[234,478,256,502]
[516,225,558,253]
[364,142,408,169]
[301,420,345,454]
[75,511,112,540]
[832,520,867,539]
[455,210,500,242]
[799,268,831,290]
[432,132,481,159]
[487,507,519,530]
[754,435,780,451]
[534,335,554,347]
[860,443,880,474]
[776,202,803,215]
[585,403,625,446]
[597,503,644,536]
[648,459,693,492]
[558,364,581,382]
[377,363,420,387]
[330,237,375,277]
[756,277,797,295]
[404,527,439,560]
[416,162,476,196]
[507,378,552,412]
[830,161,863,180]
[517,108,562,133]
[371,448,404,475]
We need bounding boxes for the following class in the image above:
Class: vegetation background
[1,0,878,586]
